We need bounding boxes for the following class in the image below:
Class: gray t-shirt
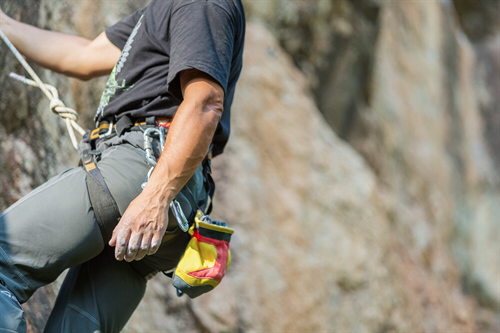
[97,0,245,156]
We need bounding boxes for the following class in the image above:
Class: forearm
[142,94,221,210]
[0,12,118,79]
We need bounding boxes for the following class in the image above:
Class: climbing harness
[0,29,85,149]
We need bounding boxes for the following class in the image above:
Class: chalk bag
[173,210,234,298]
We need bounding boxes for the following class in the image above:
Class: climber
[0,0,245,332]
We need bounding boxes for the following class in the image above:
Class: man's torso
[96,0,246,156]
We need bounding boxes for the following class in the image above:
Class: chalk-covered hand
[109,190,170,262]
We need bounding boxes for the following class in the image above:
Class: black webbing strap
[114,116,133,137]
[79,138,121,243]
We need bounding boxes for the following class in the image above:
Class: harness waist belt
[91,116,172,139]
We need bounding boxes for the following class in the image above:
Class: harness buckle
[100,121,114,138]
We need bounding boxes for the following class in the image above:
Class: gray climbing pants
[0,131,208,332]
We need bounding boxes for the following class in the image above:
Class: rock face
[0,0,498,332]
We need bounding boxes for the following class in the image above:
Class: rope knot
[50,99,79,122]
[49,98,65,115]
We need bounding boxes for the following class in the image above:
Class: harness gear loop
[0,29,85,150]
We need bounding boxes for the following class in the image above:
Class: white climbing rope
[0,29,85,150]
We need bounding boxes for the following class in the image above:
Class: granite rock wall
[0,0,498,331]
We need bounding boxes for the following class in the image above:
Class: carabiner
[143,127,165,167]
[170,199,190,232]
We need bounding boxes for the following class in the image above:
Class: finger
[114,228,131,261]
[109,229,118,247]
[134,232,152,261]
[148,233,162,255]
[124,232,143,262]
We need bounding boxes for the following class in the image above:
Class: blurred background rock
[0,0,498,332]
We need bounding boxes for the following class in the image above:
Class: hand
[109,191,170,262]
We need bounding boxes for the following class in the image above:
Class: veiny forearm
[0,14,118,79]
[142,94,222,210]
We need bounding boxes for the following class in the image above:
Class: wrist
[142,180,176,209]
[0,14,13,33]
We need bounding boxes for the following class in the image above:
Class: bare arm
[0,7,120,80]
[109,69,224,262]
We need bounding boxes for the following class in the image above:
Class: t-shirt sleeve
[167,2,236,101]
[105,7,147,50]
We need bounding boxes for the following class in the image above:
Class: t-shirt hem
[168,62,228,100]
